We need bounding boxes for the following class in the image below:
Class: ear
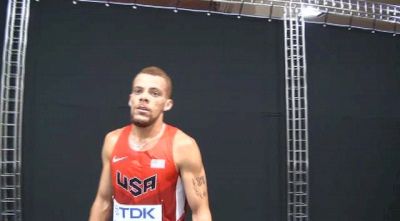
[128,94,133,106]
[163,99,173,111]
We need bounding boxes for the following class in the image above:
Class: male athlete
[89,66,212,221]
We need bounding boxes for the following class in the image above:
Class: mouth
[136,106,150,113]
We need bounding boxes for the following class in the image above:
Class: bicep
[95,134,115,201]
[181,166,208,210]
[89,133,118,221]
[178,140,210,212]
[95,160,113,200]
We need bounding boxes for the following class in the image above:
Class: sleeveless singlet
[110,124,186,221]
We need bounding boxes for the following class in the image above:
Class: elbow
[192,207,212,221]
[89,197,113,221]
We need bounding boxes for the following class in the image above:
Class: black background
[307,26,400,220]
[23,1,285,221]
[0,0,399,220]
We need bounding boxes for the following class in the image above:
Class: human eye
[150,89,161,97]
[132,87,142,95]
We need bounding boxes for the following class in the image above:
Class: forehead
[133,73,168,90]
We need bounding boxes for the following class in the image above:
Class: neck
[132,118,164,141]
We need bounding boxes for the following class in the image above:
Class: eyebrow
[133,86,162,92]
[149,87,161,91]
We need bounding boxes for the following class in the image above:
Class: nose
[139,93,149,103]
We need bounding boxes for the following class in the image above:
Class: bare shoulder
[173,129,199,151]
[102,127,124,158]
[173,129,202,169]
[105,127,124,142]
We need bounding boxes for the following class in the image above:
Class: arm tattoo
[192,176,207,199]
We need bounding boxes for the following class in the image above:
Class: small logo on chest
[112,156,128,163]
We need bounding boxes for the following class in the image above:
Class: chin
[132,120,152,128]
[131,116,155,128]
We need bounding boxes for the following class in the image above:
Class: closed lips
[137,106,150,111]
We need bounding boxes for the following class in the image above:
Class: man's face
[129,73,172,127]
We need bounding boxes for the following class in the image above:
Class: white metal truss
[0,0,31,220]
[284,4,309,221]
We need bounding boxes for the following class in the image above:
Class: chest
[111,143,178,186]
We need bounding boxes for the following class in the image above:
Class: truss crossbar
[79,0,400,24]
[284,5,310,221]
[214,0,400,23]
[0,0,30,220]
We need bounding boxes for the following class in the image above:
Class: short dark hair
[134,66,173,98]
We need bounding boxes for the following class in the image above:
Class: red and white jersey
[110,124,186,221]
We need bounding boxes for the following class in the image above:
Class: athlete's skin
[89,68,212,221]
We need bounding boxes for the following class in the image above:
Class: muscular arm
[174,132,212,221]
[88,131,119,221]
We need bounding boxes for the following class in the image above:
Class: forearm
[88,198,112,221]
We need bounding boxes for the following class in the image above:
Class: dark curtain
[307,24,400,221]
[23,1,285,220]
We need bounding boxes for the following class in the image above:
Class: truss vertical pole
[284,3,310,221]
[1,0,31,220]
